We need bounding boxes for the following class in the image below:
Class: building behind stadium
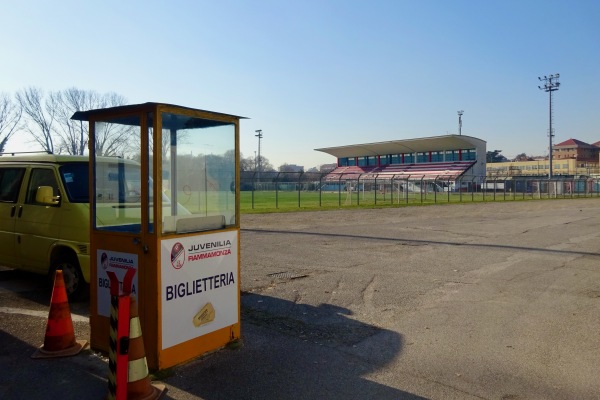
[486,138,600,177]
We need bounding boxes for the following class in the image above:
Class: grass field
[239,189,599,213]
[165,186,599,215]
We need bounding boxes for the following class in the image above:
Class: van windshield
[59,162,90,203]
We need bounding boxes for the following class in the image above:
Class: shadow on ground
[163,293,426,400]
[0,328,106,400]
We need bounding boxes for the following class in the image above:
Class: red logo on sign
[101,252,109,270]
[171,243,185,269]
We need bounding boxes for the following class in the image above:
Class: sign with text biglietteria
[160,230,238,350]
[96,250,139,317]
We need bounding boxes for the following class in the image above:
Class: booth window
[160,112,236,234]
[93,115,142,233]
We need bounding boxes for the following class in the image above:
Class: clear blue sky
[1,0,599,169]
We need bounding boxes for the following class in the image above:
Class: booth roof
[71,102,248,128]
[315,135,486,158]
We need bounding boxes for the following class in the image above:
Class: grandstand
[315,135,486,182]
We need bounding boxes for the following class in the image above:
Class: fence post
[482,177,487,202]
[338,174,342,206]
[251,171,257,209]
[275,172,281,209]
[357,174,364,206]
[298,172,304,208]
[319,174,323,207]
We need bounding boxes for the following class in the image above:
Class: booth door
[92,155,157,305]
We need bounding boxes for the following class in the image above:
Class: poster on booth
[96,250,138,317]
[160,230,238,350]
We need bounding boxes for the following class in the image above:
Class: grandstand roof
[315,135,486,158]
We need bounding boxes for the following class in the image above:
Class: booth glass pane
[93,116,142,233]
[147,113,154,233]
[160,113,236,234]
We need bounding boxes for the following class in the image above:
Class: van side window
[0,168,25,203]
[26,169,60,205]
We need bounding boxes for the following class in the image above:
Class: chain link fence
[240,171,600,210]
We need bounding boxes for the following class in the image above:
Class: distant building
[318,163,337,173]
[487,138,600,177]
[278,164,304,173]
[553,138,600,163]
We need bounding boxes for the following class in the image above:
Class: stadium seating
[325,161,476,180]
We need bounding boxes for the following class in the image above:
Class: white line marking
[0,307,88,322]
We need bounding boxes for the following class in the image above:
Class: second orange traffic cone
[126,296,166,400]
[31,269,87,358]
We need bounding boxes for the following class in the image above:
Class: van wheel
[53,257,87,302]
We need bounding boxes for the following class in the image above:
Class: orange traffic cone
[31,270,87,358]
[126,296,166,400]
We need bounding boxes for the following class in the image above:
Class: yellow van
[0,153,169,300]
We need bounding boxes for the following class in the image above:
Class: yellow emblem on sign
[193,302,215,327]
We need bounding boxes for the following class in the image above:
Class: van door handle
[17,206,23,218]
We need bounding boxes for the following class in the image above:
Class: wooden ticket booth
[72,103,242,370]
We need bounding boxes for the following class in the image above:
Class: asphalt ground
[1,198,600,399]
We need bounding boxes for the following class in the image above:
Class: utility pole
[538,73,560,178]
[255,130,263,182]
[457,110,464,136]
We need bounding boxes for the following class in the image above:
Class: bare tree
[239,154,253,172]
[89,92,130,157]
[52,88,95,155]
[16,87,56,153]
[513,153,532,162]
[0,93,22,153]
[258,155,275,172]
[95,119,136,157]
[53,88,128,155]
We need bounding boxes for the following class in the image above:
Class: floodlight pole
[255,130,263,182]
[538,73,560,178]
[457,110,464,136]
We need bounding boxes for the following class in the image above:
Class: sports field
[239,187,600,213]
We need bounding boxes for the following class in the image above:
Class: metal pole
[538,74,560,178]
[549,88,553,177]
[255,130,263,182]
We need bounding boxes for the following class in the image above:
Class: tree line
[0,87,127,155]
[0,87,332,172]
